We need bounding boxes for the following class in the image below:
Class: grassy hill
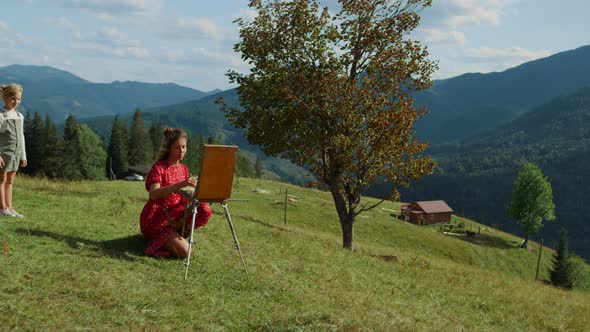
[1,176,589,330]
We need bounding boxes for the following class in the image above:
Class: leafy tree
[508,163,556,248]
[128,109,152,166]
[549,228,575,289]
[106,115,128,179]
[220,0,436,249]
[236,155,255,178]
[254,154,264,178]
[75,125,107,180]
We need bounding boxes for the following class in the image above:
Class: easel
[181,144,247,280]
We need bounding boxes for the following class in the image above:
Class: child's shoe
[0,208,16,217]
[9,208,23,218]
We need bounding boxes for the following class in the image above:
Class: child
[0,83,27,218]
[139,128,211,258]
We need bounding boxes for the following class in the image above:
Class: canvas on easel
[194,144,238,202]
[183,144,246,279]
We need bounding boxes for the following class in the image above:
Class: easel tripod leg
[184,200,199,280]
[222,202,247,273]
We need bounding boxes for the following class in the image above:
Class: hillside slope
[1,177,588,330]
[415,44,590,143]
[404,87,590,260]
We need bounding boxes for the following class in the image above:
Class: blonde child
[139,128,211,257]
[0,83,27,218]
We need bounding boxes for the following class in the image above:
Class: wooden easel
[182,144,247,280]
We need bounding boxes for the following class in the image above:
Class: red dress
[140,160,211,256]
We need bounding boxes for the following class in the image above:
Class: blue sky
[1,0,588,91]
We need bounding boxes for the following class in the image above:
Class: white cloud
[172,18,224,40]
[163,47,242,67]
[62,0,162,16]
[423,0,511,29]
[0,21,9,31]
[421,28,466,44]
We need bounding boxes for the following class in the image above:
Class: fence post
[284,187,288,226]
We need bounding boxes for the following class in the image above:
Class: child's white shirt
[0,109,27,161]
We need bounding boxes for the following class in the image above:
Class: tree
[75,125,107,180]
[254,154,264,178]
[219,0,436,250]
[149,120,166,160]
[43,115,64,178]
[128,109,152,166]
[508,163,556,248]
[106,115,128,179]
[183,131,203,175]
[549,228,575,289]
[61,114,83,179]
[28,112,45,175]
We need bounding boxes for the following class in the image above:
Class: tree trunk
[341,219,354,250]
[330,186,355,250]
[520,234,529,248]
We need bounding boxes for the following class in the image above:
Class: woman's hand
[0,156,4,168]
[179,177,197,189]
[20,160,27,167]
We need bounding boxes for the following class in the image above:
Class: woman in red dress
[140,128,211,257]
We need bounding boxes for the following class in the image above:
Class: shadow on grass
[15,228,146,261]
[447,232,516,249]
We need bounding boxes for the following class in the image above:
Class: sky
[1,0,589,91]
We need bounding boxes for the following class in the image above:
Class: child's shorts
[0,152,20,172]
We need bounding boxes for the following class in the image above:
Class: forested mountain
[81,89,313,185]
[402,87,590,259]
[415,45,590,143]
[0,65,214,120]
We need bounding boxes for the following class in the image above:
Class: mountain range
[0,64,218,120]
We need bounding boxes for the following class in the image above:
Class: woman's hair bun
[163,127,174,137]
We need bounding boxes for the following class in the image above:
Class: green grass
[1,176,589,330]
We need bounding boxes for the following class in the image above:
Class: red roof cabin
[400,200,453,225]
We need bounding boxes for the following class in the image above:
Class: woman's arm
[148,177,197,200]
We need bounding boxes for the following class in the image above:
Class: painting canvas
[195,144,238,202]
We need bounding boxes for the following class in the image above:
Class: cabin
[400,200,453,225]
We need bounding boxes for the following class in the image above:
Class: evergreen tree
[549,228,576,289]
[43,115,64,178]
[23,112,33,175]
[508,163,556,248]
[106,115,128,179]
[254,154,263,178]
[149,120,166,160]
[76,125,107,180]
[28,112,45,175]
[183,132,202,176]
[61,114,82,179]
[128,109,152,166]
